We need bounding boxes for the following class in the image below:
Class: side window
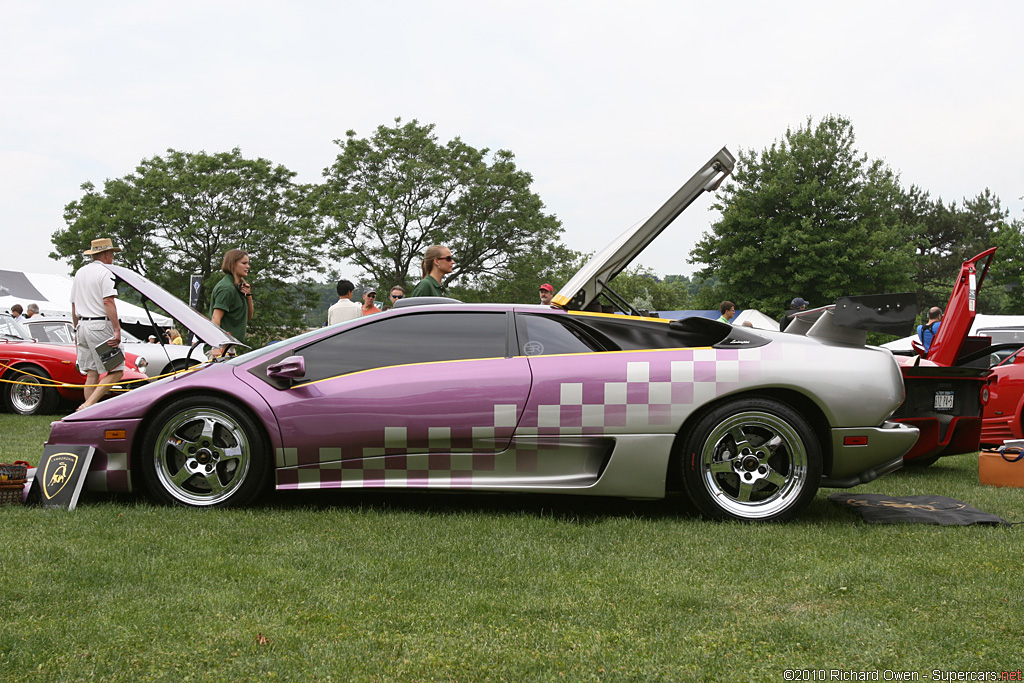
[38,323,73,344]
[515,314,596,356]
[295,312,509,383]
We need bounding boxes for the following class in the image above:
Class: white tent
[882,313,1024,352]
[0,268,172,326]
[734,309,781,331]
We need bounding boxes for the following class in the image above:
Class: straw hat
[83,238,122,255]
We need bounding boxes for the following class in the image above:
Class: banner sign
[189,274,202,310]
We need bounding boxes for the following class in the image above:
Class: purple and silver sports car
[45,149,920,520]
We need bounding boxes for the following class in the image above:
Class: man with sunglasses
[386,286,405,309]
[360,287,382,316]
[410,245,454,298]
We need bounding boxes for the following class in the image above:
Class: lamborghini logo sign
[42,452,79,500]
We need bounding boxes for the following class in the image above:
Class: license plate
[934,390,955,411]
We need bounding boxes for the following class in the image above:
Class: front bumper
[46,417,143,493]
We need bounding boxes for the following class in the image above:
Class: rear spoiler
[784,293,918,346]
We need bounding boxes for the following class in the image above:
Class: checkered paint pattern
[84,451,131,492]
[276,346,789,490]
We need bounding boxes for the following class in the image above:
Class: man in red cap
[539,283,554,306]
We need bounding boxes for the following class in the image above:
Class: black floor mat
[828,493,1010,526]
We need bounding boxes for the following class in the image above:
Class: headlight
[135,357,149,374]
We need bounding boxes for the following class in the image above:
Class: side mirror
[910,339,927,358]
[267,355,306,381]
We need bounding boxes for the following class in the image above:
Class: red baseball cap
[539,283,554,292]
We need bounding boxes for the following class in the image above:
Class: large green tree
[986,209,1024,314]
[449,243,587,305]
[318,118,564,292]
[689,115,916,317]
[901,186,1008,311]
[52,148,321,344]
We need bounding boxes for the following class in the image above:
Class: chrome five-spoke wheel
[681,397,822,521]
[140,396,270,508]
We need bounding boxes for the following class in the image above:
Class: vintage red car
[1,313,148,415]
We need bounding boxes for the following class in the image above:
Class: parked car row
[23,317,203,378]
[25,147,1024,520]
[0,313,149,415]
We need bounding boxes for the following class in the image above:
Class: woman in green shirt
[209,249,254,352]
[410,245,454,297]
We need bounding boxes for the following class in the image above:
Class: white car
[23,318,204,378]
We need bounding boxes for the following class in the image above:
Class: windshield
[0,314,31,341]
[223,318,364,367]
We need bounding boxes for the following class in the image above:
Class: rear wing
[784,294,918,346]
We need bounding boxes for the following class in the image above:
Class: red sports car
[980,339,1024,446]
[890,249,996,465]
[0,313,148,415]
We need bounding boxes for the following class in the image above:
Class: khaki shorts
[76,320,126,374]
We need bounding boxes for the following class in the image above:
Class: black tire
[138,395,271,508]
[4,366,61,415]
[167,359,201,374]
[680,397,822,522]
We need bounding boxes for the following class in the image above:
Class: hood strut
[596,279,642,317]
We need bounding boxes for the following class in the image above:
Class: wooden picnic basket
[0,461,29,506]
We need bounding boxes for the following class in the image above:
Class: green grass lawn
[1,414,1022,682]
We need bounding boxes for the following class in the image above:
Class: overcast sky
[2,0,1021,284]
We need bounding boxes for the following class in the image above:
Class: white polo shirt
[70,260,118,319]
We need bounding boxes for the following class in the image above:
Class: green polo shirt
[410,275,445,298]
[209,275,249,341]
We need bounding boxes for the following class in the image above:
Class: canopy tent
[882,313,1024,352]
[0,268,172,326]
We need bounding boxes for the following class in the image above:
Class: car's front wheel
[680,397,822,522]
[4,366,61,415]
[139,395,271,508]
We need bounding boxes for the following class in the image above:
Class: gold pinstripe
[296,345,712,388]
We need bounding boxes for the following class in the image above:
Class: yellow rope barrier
[0,360,207,389]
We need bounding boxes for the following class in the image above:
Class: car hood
[103,264,239,349]
[553,147,735,311]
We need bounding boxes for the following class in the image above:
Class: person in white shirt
[327,279,361,325]
[70,238,125,410]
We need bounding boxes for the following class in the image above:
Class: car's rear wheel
[680,397,822,522]
[4,366,61,415]
[139,395,271,508]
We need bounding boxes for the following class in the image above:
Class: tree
[318,118,564,291]
[689,115,917,318]
[902,186,1007,311]
[449,243,587,304]
[986,208,1024,314]
[52,148,322,344]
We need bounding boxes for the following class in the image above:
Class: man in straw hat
[70,238,125,410]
